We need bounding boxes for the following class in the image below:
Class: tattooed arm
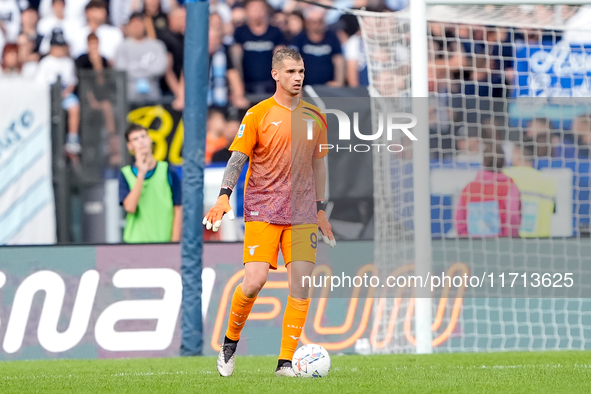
[220,151,249,192]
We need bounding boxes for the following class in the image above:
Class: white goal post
[409,0,433,355]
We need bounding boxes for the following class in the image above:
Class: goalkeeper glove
[203,194,235,232]
[317,209,336,248]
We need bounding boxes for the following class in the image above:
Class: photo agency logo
[304,106,417,153]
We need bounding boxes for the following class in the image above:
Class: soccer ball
[292,344,331,378]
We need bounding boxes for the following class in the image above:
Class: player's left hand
[317,210,336,248]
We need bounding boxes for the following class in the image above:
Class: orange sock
[278,296,310,361]
[225,284,257,341]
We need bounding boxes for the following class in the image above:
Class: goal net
[357,4,591,353]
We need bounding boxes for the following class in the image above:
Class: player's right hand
[203,195,235,232]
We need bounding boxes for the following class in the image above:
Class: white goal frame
[360,0,588,355]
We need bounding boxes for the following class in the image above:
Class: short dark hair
[336,14,359,38]
[125,124,147,141]
[128,11,145,23]
[87,32,98,42]
[272,46,302,70]
[85,0,106,12]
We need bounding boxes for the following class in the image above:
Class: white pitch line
[2,371,213,380]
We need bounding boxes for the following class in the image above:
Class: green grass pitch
[2,351,591,393]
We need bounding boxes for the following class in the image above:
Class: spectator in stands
[143,0,168,31]
[75,33,116,136]
[429,101,453,161]
[526,118,552,158]
[209,12,248,109]
[429,22,466,94]
[156,6,184,107]
[232,0,285,96]
[115,11,167,102]
[289,6,344,87]
[285,10,303,40]
[455,124,483,164]
[38,0,88,28]
[209,6,225,40]
[75,32,108,71]
[210,0,232,27]
[159,12,249,111]
[119,123,182,243]
[138,0,170,41]
[504,141,556,238]
[271,9,288,37]
[110,0,175,29]
[36,28,81,155]
[337,13,368,87]
[3,40,36,77]
[38,0,71,55]
[68,0,123,62]
[462,53,505,98]
[76,33,120,168]
[1,43,20,76]
[16,32,40,75]
[212,114,240,163]
[229,5,246,38]
[0,0,21,44]
[560,115,591,159]
[455,141,521,237]
[486,27,515,95]
[205,107,228,165]
[20,7,43,59]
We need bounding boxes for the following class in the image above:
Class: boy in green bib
[119,124,183,243]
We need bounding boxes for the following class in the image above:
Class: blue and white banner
[515,40,591,98]
[0,79,56,244]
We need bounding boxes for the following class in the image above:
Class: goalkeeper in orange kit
[203,47,336,377]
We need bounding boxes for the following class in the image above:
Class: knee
[241,275,266,298]
[68,105,80,115]
[289,274,311,299]
[289,286,310,300]
[289,279,310,299]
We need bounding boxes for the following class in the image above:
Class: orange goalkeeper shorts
[243,221,318,269]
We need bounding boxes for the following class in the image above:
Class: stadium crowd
[3,0,589,163]
[0,0,407,157]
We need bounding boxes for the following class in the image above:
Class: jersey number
[310,232,318,249]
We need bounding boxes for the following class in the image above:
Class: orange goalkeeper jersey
[229,96,327,225]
